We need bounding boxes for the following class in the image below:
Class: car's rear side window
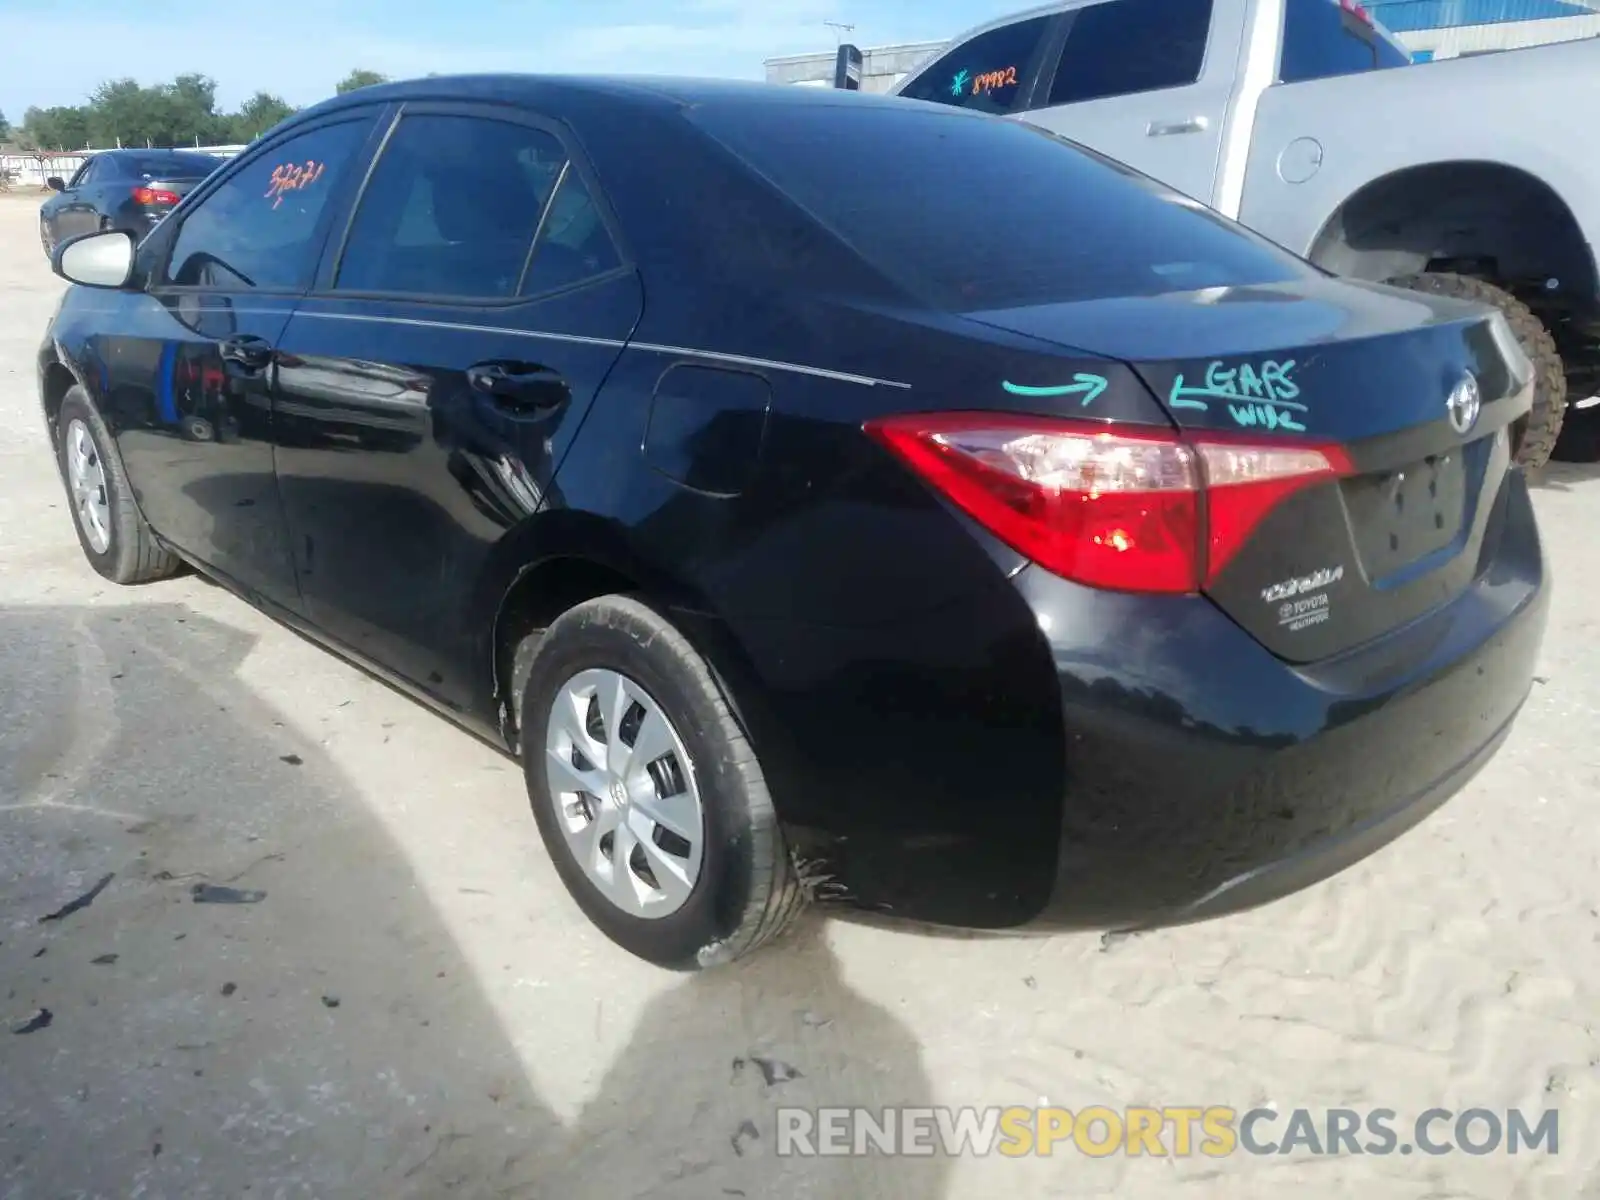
[1045,0,1213,106]
[896,16,1055,115]
[691,103,1308,311]
[1280,0,1412,82]
[165,120,370,292]
[334,113,618,300]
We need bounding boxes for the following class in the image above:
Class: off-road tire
[1386,272,1565,471]
[517,594,806,969]
[55,388,183,584]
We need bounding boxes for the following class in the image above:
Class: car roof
[99,148,220,163]
[288,72,920,127]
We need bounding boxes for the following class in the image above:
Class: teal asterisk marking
[950,69,971,97]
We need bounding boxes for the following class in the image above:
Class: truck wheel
[517,594,806,969]
[1385,272,1566,472]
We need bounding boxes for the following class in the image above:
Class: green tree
[22,105,91,151]
[85,74,229,147]
[227,92,297,143]
[0,109,11,143]
[336,69,389,94]
[16,72,308,151]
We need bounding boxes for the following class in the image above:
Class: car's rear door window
[691,102,1308,311]
[1043,0,1213,106]
[1280,0,1412,82]
[164,119,371,292]
[896,16,1056,115]
[333,112,616,300]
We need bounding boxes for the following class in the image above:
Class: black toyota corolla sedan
[37,75,1547,969]
[39,148,225,257]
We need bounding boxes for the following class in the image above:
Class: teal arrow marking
[1002,374,1109,406]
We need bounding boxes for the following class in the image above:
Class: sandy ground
[0,190,1597,1200]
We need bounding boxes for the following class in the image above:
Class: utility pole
[823,20,855,47]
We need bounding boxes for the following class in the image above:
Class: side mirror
[45,176,66,192]
[53,229,137,289]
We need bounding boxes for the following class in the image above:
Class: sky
[0,0,1030,125]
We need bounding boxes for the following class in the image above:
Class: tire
[1385,272,1566,471]
[55,388,183,585]
[40,218,54,259]
[518,594,805,969]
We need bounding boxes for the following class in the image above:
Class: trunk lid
[965,277,1533,663]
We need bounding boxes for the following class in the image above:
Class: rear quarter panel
[1239,40,1600,269]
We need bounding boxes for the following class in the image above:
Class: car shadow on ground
[0,601,565,1197]
[1532,458,1600,491]
[533,913,952,1199]
[0,602,945,1198]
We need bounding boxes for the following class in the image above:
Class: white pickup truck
[887,0,1599,468]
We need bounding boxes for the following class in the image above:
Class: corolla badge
[1446,372,1481,436]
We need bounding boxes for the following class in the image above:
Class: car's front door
[1021,0,1233,207]
[270,104,642,708]
[50,157,102,241]
[97,111,386,610]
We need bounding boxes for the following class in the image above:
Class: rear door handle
[467,361,571,415]
[219,334,274,373]
[1146,117,1209,137]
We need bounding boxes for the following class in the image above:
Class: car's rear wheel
[517,594,805,969]
[55,388,183,584]
[1385,272,1566,471]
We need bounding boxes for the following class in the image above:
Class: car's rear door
[1019,0,1233,208]
[97,108,388,610]
[270,102,642,709]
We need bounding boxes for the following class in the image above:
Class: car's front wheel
[39,217,54,258]
[517,594,806,969]
[55,388,182,584]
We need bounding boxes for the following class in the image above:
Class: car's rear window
[1280,0,1413,83]
[688,102,1309,311]
[121,152,223,179]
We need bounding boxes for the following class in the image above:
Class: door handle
[1146,117,1209,137]
[467,361,570,414]
[219,334,274,373]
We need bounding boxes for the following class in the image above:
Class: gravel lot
[1,190,1598,1199]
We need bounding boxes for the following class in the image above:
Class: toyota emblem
[1446,373,1481,436]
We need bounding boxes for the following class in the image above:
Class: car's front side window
[164,120,370,292]
[68,159,98,188]
[896,16,1055,115]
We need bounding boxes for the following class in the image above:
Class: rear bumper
[1154,697,1519,927]
[1019,467,1547,931]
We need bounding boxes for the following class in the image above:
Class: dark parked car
[39,149,224,256]
[36,76,1547,969]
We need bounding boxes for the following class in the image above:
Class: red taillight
[1339,0,1374,24]
[863,413,1352,595]
[132,186,181,206]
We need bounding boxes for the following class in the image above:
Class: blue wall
[1367,0,1592,32]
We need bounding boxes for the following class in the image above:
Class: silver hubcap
[543,668,704,919]
[66,419,111,554]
